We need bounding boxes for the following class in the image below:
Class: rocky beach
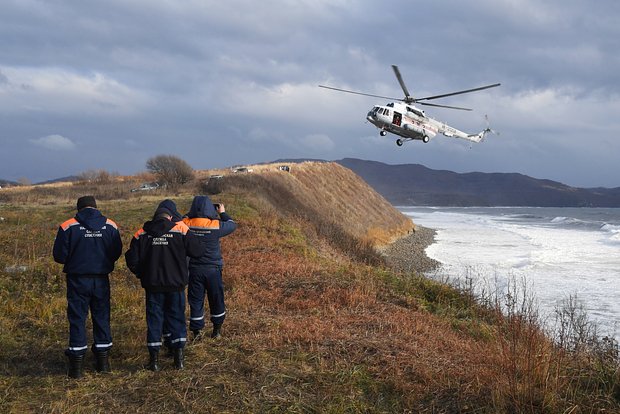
[380,225,440,275]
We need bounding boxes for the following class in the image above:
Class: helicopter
[319,65,500,146]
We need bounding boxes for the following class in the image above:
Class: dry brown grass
[1,162,619,413]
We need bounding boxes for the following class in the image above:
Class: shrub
[146,154,194,188]
[77,169,117,184]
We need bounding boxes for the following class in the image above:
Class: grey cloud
[1,0,619,187]
[30,134,77,151]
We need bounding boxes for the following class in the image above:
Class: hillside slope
[1,162,618,412]
[209,162,415,246]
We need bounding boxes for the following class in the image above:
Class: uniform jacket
[53,207,122,275]
[182,195,237,269]
[125,217,204,292]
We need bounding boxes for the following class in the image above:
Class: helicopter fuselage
[366,101,487,145]
[367,102,438,142]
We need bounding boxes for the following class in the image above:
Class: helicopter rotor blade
[391,65,413,102]
[418,102,472,111]
[318,85,400,101]
[415,83,501,102]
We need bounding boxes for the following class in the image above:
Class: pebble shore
[380,225,440,274]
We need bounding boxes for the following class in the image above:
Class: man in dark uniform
[183,195,236,339]
[156,199,184,355]
[53,195,122,378]
[125,205,204,371]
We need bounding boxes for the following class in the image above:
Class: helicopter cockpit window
[386,103,394,108]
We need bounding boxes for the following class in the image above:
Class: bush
[77,169,117,184]
[146,154,194,189]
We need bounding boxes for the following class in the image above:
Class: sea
[399,207,620,337]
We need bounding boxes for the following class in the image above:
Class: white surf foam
[401,207,620,337]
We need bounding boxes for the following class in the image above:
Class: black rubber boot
[163,337,172,356]
[95,350,111,373]
[211,324,222,339]
[148,349,161,372]
[173,348,184,370]
[192,329,204,341]
[68,354,85,379]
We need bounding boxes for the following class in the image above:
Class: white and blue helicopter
[319,65,500,146]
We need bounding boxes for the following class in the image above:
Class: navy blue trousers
[188,266,226,331]
[65,275,112,356]
[145,290,187,352]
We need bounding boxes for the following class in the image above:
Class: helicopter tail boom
[466,130,489,143]
[439,115,498,143]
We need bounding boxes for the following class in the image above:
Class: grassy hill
[1,162,618,412]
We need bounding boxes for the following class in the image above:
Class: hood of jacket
[157,199,183,222]
[187,195,218,219]
[75,207,107,231]
[143,217,176,238]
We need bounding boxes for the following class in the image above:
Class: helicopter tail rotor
[472,115,499,142]
[465,115,499,143]
[483,115,499,137]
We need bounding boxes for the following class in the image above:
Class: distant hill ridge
[9,158,619,207]
[0,179,19,187]
[0,176,79,187]
[335,158,620,207]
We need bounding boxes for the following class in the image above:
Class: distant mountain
[35,175,80,185]
[336,158,620,207]
[0,175,84,187]
[1,179,20,187]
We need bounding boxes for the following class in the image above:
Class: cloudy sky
[1,0,619,187]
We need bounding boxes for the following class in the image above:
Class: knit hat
[153,207,172,219]
[76,195,97,211]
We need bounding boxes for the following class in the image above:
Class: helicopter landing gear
[422,135,429,143]
[380,130,387,136]
[396,139,403,146]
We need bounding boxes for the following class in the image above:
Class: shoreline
[380,225,440,275]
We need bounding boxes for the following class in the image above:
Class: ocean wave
[600,224,620,245]
[509,214,545,220]
[549,216,604,231]
[550,216,585,227]
[401,206,620,337]
[601,223,620,233]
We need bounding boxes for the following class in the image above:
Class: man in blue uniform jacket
[183,195,237,340]
[156,199,184,354]
[53,196,122,378]
[125,205,204,371]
